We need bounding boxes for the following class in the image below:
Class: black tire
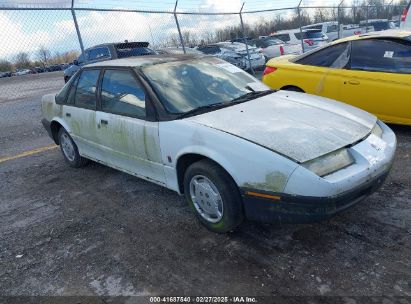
[183,159,244,233]
[58,128,88,168]
[282,86,304,93]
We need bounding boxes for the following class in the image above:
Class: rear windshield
[295,31,324,39]
[116,47,156,58]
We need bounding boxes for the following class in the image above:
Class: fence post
[337,0,343,39]
[297,0,304,53]
[239,3,254,75]
[174,0,186,54]
[365,5,369,32]
[71,0,85,55]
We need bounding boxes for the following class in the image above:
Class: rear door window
[350,39,411,74]
[88,47,110,61]
[272,34,290,42]
[297,42,350,68]
[101,69,146,118]
[74,69,100,109]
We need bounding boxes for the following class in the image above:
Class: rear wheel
[183,160,244,233]
[58,128,88,168]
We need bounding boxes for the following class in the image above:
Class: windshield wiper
[230,89,274,104]
[178,103,228,119]
[178,90,275,119]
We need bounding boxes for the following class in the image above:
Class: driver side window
[101,69,146,118]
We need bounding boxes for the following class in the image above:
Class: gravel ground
[0,73,410,299]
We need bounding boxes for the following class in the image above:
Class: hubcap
[189,175,223,223]
[60,132,75,162]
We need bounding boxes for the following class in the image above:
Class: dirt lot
[0,72,410,299]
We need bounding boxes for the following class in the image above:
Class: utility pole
[239,2,254,75]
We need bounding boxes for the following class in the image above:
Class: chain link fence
[0,0,407,101]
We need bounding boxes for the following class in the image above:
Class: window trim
[98,67,149,120]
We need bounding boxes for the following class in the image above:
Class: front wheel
[183,160,244,233]
[58,128,88,168]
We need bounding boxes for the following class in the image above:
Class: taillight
[280,45,285,55]
[263,66,277,76]
[304,39,314,46]
[401,8,408,22]
[354,30,361,35]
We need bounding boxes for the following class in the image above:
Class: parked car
[302,21,364,41]
[41,54,396,232]
[262,30,411,125]
[15,69,31,76]
[248,37,302,60]
[196,41,265,70]
[0,71,12,78]
[63,41,156,82]
[400,0,411,29]
[270,29,328,52]
[360,19,396,31]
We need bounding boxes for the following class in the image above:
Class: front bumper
[241,165,391,224]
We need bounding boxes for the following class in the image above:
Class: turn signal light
[304,39,314,46]
[263,66,277,76]
[280,45,285,55]
[401,8,408,21]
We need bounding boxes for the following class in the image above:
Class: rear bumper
[41,118,54,142]
[241,168,390,224]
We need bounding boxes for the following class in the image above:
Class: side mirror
[73,60,79,66]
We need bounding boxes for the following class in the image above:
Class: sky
[0,0,404,60]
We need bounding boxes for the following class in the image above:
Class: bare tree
[37,46,51,67]
[14,52,31,70]
[0,59,13,72]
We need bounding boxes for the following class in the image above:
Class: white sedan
[41,55,396,233]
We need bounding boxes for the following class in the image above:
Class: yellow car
[262,30,411,125]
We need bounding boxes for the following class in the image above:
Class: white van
[302,21,364,41]
[270,29,328,52]
[400,1,411,29]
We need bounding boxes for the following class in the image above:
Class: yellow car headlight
[302,148,354,177]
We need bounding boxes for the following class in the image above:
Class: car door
[63,69,101,159]
[291,42,350,100]
[95,68,166,185]
[339,38,411,124]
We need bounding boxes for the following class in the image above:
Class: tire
[183,159,244,233]
[282,86,304,93]
[58,128,88,168]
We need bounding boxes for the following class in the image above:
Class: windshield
[142,57,269,114]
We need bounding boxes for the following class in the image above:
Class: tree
[14,52,31,70]
[37,46,51,67]
[0,59,12,72]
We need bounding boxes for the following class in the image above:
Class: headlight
[371,123,383,138]
[302,148,354,177]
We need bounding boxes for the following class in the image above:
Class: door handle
[347,80,360,85]
[66,113,71,117]
[100,119,108,125]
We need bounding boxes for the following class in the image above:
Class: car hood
[186,91,376,163]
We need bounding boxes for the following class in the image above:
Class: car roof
[332,29,411,44]
[84,54,203,68]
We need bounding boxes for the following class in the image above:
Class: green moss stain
[243,172,288,192]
